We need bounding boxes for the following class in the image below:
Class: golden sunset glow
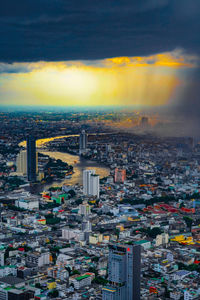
[0,50,197,107]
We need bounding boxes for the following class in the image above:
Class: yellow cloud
[105,51,197,68]
[0,50,196,107]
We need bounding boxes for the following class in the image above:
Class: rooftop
[0,276,24,286]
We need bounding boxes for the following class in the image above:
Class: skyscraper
[90,173,100,198]
[114,168,126,183]
[83,169,100,198]
[27,137,37,182]
[83,169,95,195]
[102,244,141,300]
[140,116,149,129]
[16,150,27,175]
[79,129,87,154]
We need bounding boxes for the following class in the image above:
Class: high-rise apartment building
[140,116,149,129]
[81,219,92,232]
[16,150,27,175]
[79,202,91,216]
[114,168,126,183]
[79,129,87,154]
[83,169,95,195]
[102,244,141,300]
[83,169,99,198]
[27,137,37,182]
[90,173,100,198]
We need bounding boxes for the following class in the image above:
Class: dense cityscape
[1,0,200,298]
[0,110,199,299]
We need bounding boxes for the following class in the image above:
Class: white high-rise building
[16,150,27,175]
[62,228,84,241]
[83,169,95,195]
[90,174,100,198]
[83,170,99,198]
[0,251,5,266]
[16,150,38,176]
[79,203,91,216]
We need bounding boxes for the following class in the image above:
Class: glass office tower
[102,244,141,300]
[27,137,36,182]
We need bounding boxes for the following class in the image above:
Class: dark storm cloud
[0,0,199,62]
[0,63,32,73]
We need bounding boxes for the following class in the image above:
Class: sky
[0,0,199,111]
[0,50,199,107]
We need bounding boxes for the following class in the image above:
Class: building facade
[83,170,99,198]
[114,168,126,184]
[27,137,37,182]
[79,203,91,216]
[16,150,27,175]
[26,252,50,267]
[90,174,100,198]
[102,244,141,300]
[79,130,87,154]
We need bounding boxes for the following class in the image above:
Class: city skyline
[0,109,200,299]
[0,1,200,299]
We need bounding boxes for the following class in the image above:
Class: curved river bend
[19,135,110,188]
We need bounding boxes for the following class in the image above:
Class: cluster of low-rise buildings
[0,120,200,299]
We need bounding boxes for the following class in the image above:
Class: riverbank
[19,135,110,191]
[40,150,110,187]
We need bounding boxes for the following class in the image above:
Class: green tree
[66,266,71,276]
[68,189,76,198]
[183,216,193,230]
[92,256,100,262]
[48,289,59,298]
[147,227,162,238]
[75,198,83,205]
[114,229,120,239]
[71,269,80,275]
[92,276,108,285]
[88,267,98,276]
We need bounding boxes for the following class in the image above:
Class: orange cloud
[0,49,197,107]
[105,50,198,68]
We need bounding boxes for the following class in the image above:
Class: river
[19,135,110,189]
